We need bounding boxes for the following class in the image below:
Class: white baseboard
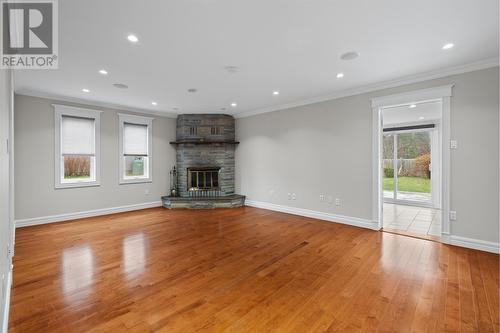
[15,201,163,228]
[1,270,12,333]
[444,234,500,254]
[245,199,379,230]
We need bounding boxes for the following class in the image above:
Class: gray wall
[14,95,177,220]
[236,67,499,243]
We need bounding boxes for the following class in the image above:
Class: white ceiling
[14,0,499,117]
[383,101,442,126]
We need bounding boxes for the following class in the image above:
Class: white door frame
[371,85,453,241]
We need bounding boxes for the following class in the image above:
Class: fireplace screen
[187,167,220,191]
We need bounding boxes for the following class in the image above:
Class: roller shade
[62,115,95,155]
[124,122,148,155]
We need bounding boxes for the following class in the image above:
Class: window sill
[55,181,100,189]
[119,178,152,185]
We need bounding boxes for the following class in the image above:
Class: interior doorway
[371,86,453,242]
[381,102,442,239]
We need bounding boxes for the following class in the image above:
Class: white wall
[0,69,14,333]
[236,67,499,245]
[14,95,177,222]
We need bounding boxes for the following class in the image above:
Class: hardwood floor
[8,207,499,332]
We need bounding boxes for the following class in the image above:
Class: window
[119,114,153,184]
[54,105,102,188]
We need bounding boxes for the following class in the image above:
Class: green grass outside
[383,176,430,193]
[64,175,90,179]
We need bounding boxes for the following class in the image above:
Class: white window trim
[118,113,154,184]
[53,104,103,189]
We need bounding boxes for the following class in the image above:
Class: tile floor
[383,203,441,237]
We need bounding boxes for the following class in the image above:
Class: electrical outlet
[319,194,325,202]
[287,193,292,200]
[327,195,333,204]
[269,189,274,196]
[144,189,150,196]
[450,140,458,149]
[291,193,296,200]
[449,210,457,221]
[335,198,340,206]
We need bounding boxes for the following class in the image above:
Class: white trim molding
[235,58,498,119]
[15,201,162,228]
[1,270,12,333]
[444,235,500,254]
[245,200,379,230]
[371,85,453,237]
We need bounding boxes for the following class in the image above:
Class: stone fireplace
[162,114,245,208]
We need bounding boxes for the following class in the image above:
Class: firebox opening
[187,167,221,191]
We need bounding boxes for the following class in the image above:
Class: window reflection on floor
[62,245,94,303]
[123,233,146,278]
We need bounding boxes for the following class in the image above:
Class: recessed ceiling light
[82,88,90,93]
[419,116,425,120]
[151,101,157,106]
[409,104,417,108]
[231,102,237,107]
[224,66,239,73]
[187,88,197,93]
[336,73,344,79]
[113,83,128,89]
[127,34,138,43]
[442,43,454,50]
[340,51,360,61]
[273,91,280,96]
[98,69,108,75]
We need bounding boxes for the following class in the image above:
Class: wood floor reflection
[9,207,500,332]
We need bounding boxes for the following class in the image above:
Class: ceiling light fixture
[273,91,280,96]
[127,34,139,43]
[409,104,417,108]
[340,51,360,61]
[231,102,237,107]
[442,43,454,50]
[98,69,108,75]
[224,66,239,73]
[82,88,90,93]
[419,116,425,120]
[151,101,157,106]
[336,73,344,79]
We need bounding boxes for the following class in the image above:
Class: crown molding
[15,89,178,118]
[234,57,499,119]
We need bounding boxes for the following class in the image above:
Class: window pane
[383,133,394,199]
[62,116,95,155]
[397,131,431,202]
[124,123,148,155]
[62,155,95,182]
[124,156,148,178]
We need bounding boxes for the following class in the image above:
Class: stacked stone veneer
[175,114,236,197]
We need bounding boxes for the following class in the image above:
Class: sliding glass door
[383,129,433,205]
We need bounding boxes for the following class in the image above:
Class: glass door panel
[396,131,432,203]
[383,133,395,199]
